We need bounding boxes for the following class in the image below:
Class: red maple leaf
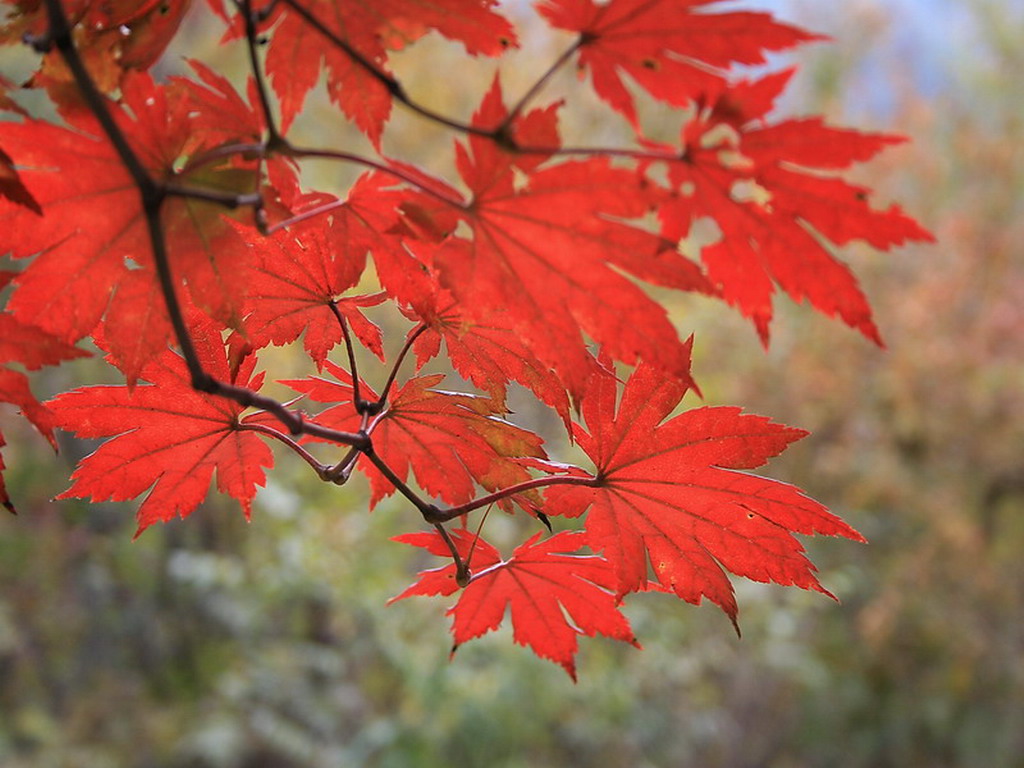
[404,287,572,426]
[0,270,87,512]
[544,360,864,629]
[262,0,517,143]
[0,72,262,382]
[537,0,820,126]
[285,361,546,508]
[433,79,710,397]
[649,72,935,343]
[238,179,399,367]
[392,528,638,679]
[46,324,274,536]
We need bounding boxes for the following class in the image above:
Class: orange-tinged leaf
[407,288,572,426]
[285,361,546,508]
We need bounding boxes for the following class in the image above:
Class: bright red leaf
[406,288,572,426]
[238,180,395,367]
[544,361,865,628]
[0,72,261,382]
[537,0,820,126]
[392,529,638,679]
[649,73,936,343]
[262,0,517,142]
[434,80,710,397]
[47,325,274,536]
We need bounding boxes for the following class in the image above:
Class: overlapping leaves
[0,0,934,676]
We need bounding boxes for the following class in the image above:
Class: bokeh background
[1,0,1022,765]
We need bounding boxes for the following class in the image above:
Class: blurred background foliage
[1,0,1022,765]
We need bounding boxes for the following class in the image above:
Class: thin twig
[286,144,468,208]
[433,523,469,586]
[500,40,581,129]
[362,445,441,521]
[239,0,283,144]
[180,142,267,175]
[329,300,364,412]
[238,421,330,477]
[164,184,263,208]
[377,324,427,407]
[427,474,599,523]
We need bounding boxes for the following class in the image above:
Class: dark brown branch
[425,474,600,523]
[500,40,581,129]
[329,300,369,413]
[362,444,442,521]
[238,422,330,477]
[434,523,470,587]
[239,0,283,144]
[164,183,263,208]
[377,324,427,407]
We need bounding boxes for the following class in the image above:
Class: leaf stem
[327,299,364,411]
[164,183,263,209]
[433,522,470,587]
[237,421,330,477]
[500,40,581,129]
[377,324,427,407]
[239,0,283,144]
[427,474,598,523]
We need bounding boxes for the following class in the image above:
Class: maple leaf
[0,369,59,514]
[644,72,934,343]
[392,529,638,679]
[0,273,87,512]
[0,72,259,382]
[285,361,546,508]
[46,324,274,536]
[544,361,864,629]
[537,0,820,127]
[238,180,397,367]
[434,79,710,397]
[1,0,190,94]
[262,0,517,143]
[404,287,572,426]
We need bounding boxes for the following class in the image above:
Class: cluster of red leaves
[0,0,932,676]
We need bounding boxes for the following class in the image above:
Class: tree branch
[373,324,426,408]
[238,0,283,145]
[425,474,599,523]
